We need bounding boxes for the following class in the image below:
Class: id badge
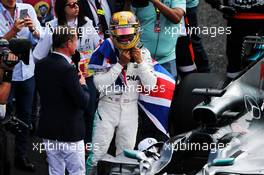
[154,20,161,33]
[97,9,105,15]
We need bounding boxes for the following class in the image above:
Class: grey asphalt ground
[198,0,227,74]
[8,1,229,175]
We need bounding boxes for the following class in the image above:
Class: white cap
[138,138,161,151]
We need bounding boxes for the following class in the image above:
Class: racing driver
[86,11,157,174]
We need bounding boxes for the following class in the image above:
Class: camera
[132,0,149,7]
[0,38,32,66]
[0,113,30,135]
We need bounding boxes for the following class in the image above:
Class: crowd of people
[0,0,263,174]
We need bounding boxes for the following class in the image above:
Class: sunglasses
[65,2,79,8]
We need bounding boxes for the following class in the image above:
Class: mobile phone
[19,9,28,19]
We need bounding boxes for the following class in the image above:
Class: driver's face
[116,34,134,44]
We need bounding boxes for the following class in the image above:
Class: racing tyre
[169,73,226,136]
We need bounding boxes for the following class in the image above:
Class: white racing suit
[86,47,157,173]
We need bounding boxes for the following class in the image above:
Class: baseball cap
[138,138,163,152]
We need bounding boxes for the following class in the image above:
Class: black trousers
[84,76,97,145]
[176,7,209,75]
[7,77,35,157]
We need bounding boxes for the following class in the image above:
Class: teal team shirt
[186,0,199,8]
[134,0,186,64]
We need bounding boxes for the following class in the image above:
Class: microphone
[71,50,81,71]
[9,38,32,54]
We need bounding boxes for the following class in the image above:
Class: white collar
[53,51,72,64]
[67,18,78,27]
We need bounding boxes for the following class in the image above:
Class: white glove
[0,104,6,120]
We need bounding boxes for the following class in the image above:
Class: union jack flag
[138,61,175,136]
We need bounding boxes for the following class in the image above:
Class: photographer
[0,0,42,172]
[0,52,18,175]
[0,52,18,118]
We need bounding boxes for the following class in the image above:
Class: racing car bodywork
[198,118,264,175]
[169,36,264,175]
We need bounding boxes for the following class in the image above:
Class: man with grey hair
[35,26,90,175]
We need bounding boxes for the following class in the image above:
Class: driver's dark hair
[52,26,76,49]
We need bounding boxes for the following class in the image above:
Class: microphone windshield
[9,38,32,55]
[8,38,32,65]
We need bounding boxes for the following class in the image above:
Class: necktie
[94,0,109,38]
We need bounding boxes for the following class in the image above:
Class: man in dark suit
[35,26,90,175]
[79,0,125,38]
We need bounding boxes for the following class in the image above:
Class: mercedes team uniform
[87,39,157,171]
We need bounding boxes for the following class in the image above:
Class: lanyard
[88,0,104,15]
[154,5,161,33]
[88,0,108,38]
